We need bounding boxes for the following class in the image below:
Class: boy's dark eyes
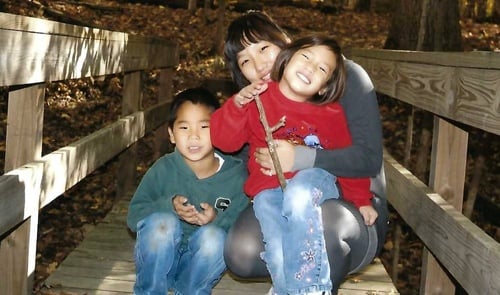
[176,125,209,130]
[260,45,269,52]
[301,53,309,59]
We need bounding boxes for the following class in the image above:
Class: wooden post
[116,72,142,200]
[420,117,468,295]
[153,68,174,160]
[0,84,45,294]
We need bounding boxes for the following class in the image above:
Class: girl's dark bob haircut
[271,35,346,105]
[224,11,290,89]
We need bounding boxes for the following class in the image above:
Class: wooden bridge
[1,11,499,295]
[43,197,397,294]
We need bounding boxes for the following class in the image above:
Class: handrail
[350,49,500,136]
[0,12,178,294]
[351,48,500,294]
[0,12,178,86]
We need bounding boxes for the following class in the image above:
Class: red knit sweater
[210,82,372,208]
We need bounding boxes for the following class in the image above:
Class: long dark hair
[272,35,346,105]
[224,11,290,89]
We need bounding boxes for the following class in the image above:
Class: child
[127,87,249,295]
[211,35,377,295]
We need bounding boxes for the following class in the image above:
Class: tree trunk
[210,0,225,56]
[188,0,196,12]
[495,0,500,20]
[462,0,475,18]
[384,0,421,50]
[385,0,462,51]
[424,0,463,51]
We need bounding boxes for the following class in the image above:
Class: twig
[253,94,287,190]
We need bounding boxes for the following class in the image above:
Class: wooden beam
[420,117,468,294]
[350,49,500,69]
[350,50,500,136]
[383,151,500,295]
[1,84,45,294]
[0,12,178,86]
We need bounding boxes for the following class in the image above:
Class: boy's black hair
[167,87,220,128]
[224,10,290,89]
[271,35,346,105]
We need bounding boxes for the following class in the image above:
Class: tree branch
[254,95,287,190]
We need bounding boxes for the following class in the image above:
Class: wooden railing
[0,12,178,294]
[350,49,500,295]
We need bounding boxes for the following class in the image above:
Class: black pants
[223,196,389,293]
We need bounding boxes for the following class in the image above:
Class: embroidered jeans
[253,168,339,295]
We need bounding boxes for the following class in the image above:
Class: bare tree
[211,0,226,56]
[188,0,196,12]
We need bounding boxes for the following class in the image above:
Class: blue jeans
[133,212,226,295]
[253,168,339,295]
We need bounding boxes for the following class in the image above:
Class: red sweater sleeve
[337,176,372,208]
[210,95,250,153]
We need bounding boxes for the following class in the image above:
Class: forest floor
[0,1,499,294]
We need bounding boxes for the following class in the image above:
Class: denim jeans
[253,168,339,294]
[133,212,226,295]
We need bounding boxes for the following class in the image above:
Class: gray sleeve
[291,145,316,171]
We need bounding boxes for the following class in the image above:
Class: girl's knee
[295,168,335,184]
[287,168,339,201]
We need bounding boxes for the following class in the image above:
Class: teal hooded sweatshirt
[127,149,249,244]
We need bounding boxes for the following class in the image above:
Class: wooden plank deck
[44,198,399,295]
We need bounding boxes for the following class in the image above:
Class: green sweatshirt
[127,149,249,244]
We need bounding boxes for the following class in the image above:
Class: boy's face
[279,45,336,102]
[168,101,214,164]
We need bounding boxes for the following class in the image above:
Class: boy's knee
[147,211,177,225]
[140,212,179,238]
[198,225,226,256]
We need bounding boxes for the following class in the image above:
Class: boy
[127,87,249,295]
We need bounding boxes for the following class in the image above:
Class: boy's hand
[359,205,378,226]
[173,195,199,224]
[195,203,217,225]
[234,82,268,108]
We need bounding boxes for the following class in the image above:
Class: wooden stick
[254,94,287,190]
